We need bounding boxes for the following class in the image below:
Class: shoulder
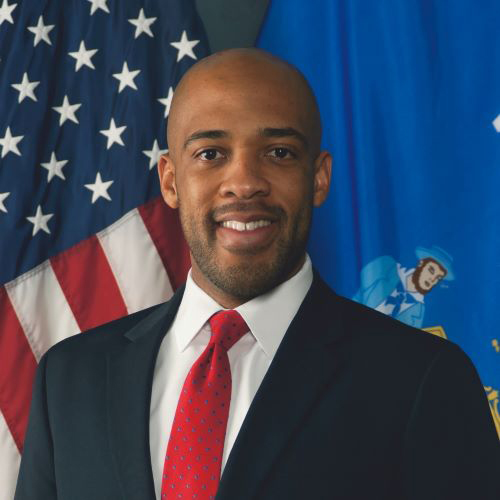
[361,255,398,273]
[314,274,462,368]
[37,295,181,387]
[54,282,184,350]
[42,285,183,366]
[356,255,399,290]
[323,282,483,415]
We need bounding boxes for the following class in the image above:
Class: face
[159,57,331,307]
[414,259,446,293]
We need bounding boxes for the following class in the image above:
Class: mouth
[215,216,278,252]
[219,219,272,231]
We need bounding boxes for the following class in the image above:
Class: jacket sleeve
[14,352,57,500]
[402,342,500,500]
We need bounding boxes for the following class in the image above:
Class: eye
[198,149,223,161]
[267,147,295,159]
[429,266,435,274]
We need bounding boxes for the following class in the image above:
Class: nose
[219,151,270,200]
[429,273,440,284]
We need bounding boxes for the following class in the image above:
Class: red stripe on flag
[138,196,190,290]
[50,235,128,331]
[0,287,38,452]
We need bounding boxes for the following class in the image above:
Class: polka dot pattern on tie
[161,310,248,499]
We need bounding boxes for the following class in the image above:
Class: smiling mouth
[219,220,272,231]
[215,217,278,252]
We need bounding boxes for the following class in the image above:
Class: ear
[312,151,332,207]
[157,152,179,209]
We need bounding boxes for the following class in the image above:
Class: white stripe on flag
[97,208,173,314]
[0,411,21,500]
[5,262,80,361]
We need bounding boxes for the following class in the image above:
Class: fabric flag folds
[258,0,500,438]
[0,1,209,497]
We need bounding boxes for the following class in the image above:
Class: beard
[411,265,431,295]
[179,199,312,303]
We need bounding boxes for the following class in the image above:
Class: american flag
[0,1,209,497]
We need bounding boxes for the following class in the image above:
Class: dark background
[195,0,269,52]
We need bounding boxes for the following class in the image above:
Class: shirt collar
[172,254,313,358]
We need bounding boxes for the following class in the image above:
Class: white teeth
[221,220,272,231]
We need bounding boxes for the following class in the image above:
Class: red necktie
[161,310,249,499]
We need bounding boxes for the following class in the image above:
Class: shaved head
[167,48,322,159]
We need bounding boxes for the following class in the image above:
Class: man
[15,49,499,500]
[353,245,454,327]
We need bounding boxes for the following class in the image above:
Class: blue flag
[258,0,500,436]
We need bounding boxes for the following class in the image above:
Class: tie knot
[208,310,248,351]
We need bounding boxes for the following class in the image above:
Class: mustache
[209,202,286,222]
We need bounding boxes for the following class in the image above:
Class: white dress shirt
[149,255,313,499]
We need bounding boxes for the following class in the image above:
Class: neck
[406,273,417,293]
[190,269,246,309]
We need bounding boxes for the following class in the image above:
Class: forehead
[424,260,445,272]
[169,62,314,147]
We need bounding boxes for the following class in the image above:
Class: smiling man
[159,49,330,309]
[15,49,499,500]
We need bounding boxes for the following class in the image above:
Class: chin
[198,245,304,302]
[215,260,287,300]
[416,284,432,295]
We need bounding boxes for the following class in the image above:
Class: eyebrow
[183,130,229,149]
[182,126,309,150]
[259,127,309,149]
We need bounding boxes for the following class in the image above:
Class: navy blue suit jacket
[15,273,500,499]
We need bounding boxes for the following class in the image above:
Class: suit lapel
[216,275,348,500]
[106,287,184,500]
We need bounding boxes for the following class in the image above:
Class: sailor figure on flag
[353,246,455,328]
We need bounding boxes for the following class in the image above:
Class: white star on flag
[158,87,174,118]
[112,62,141,93]
[52,95,81,125]
[0,0,16,26]
[26,205,54,236]
[170,30,200,62]
[87,0,109,16]
[493,114,500,133]
[27,15,55,47]
[41,152,68,182]
[0,126,23,158]
[11,72,40,103]
[0,192,10,213]
[84,172,113,203]
[69,41,98,71]
[143,140,167,170]
[128,8,156,39]
[100,118,126,149]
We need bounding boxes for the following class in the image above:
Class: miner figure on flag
[353,245,455,328]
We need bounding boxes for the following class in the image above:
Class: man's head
[412,258,447,295]
[158,48,332,307]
